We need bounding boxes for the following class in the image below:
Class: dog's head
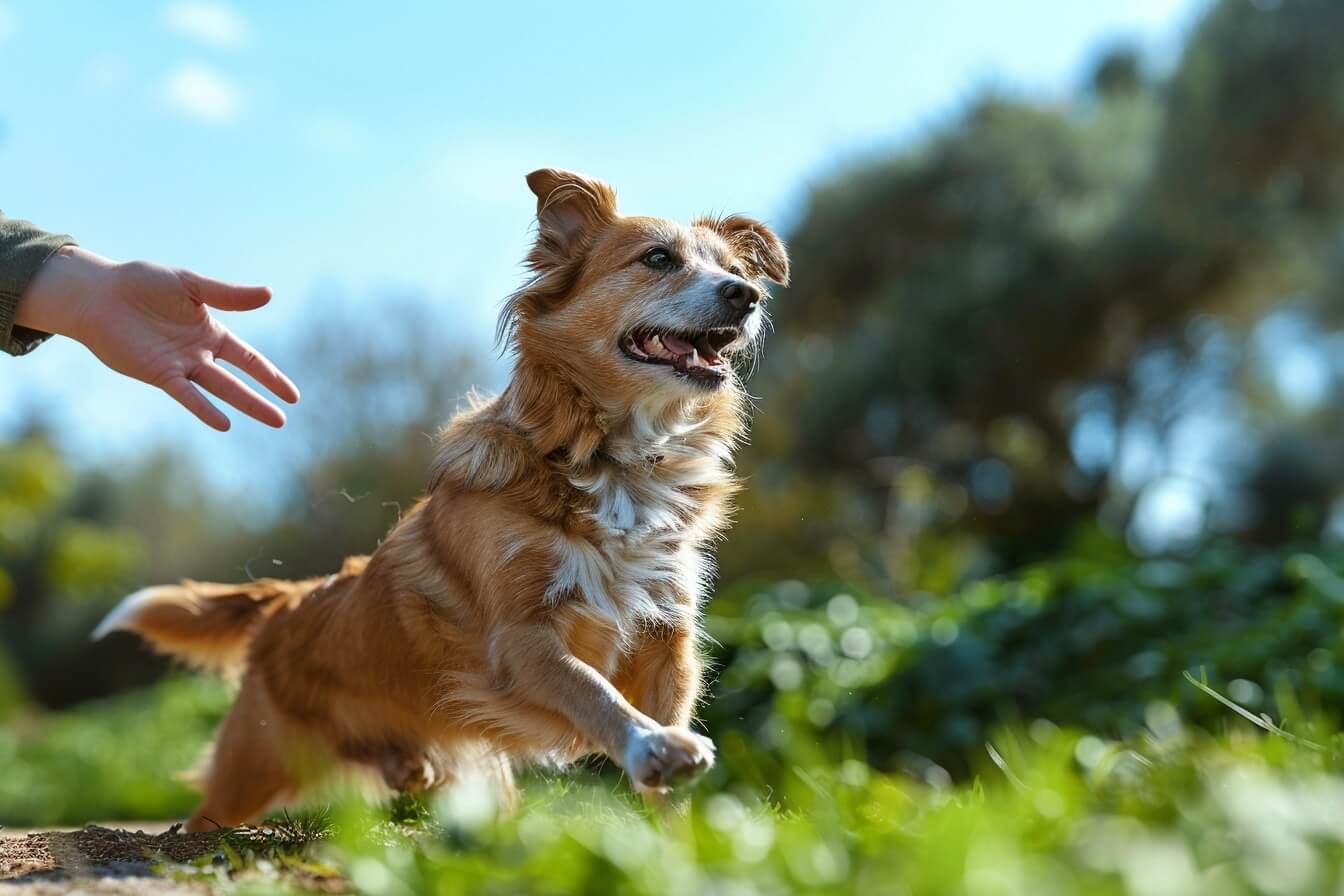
[501,168,788,413]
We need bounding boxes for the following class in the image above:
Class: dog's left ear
[710,215,790,285]
[525,168,618,264]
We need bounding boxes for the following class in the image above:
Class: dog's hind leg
[185,684,294,832]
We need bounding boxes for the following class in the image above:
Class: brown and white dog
[93,168,788,831]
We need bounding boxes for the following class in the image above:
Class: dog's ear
[708,215,790,285]
[525,168,618,263]
[499,170,618,346]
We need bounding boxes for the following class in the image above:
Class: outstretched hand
[17,247,299,431]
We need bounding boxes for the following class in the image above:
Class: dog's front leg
[494,623,714,791]
[616,623,703,729]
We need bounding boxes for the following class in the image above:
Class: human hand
[17,247,299,431]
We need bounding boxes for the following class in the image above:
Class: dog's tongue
[661,334,695,355]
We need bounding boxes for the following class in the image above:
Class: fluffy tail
[93,558,367,676]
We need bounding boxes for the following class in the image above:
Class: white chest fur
[548,463,706,640]
[547,417,730,641]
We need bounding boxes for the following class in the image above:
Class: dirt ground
[0,823,343,894]
[0,823,218,893]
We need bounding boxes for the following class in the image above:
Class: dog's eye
[641,248,674,270]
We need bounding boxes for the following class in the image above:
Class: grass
[130,689,1344,896]
[331,714,1344,895]
[2,673,1344,894]
[9,676,1325,895]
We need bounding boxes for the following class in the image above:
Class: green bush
[0,435,153,708]
[706,532,1344,776]
[0,676,227,826]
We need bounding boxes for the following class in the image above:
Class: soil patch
[0,823,343,894]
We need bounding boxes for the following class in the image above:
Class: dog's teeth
[629,331,730,371]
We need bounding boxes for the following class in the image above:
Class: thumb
[178,268,273,311]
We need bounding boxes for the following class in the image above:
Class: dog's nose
[718,278,761,315]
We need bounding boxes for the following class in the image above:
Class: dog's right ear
[525,168,618,266]
[500,170,619,346]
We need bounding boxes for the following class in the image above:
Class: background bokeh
[6,1,1344,892]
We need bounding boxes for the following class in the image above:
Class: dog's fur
[94,168,788,831]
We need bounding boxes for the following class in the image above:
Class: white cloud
[0,4,18,43]
[162,0,249,49]
[163,63,243,124]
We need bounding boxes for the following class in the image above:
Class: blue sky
[0,0,1208,478]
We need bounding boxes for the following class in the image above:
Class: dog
[93,168,789,831]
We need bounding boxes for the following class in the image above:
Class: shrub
[0,676,227,826]
[706,532,1344,776]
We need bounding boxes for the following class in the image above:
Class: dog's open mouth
[620,327,738,382]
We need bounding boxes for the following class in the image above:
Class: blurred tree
[726,0,1344,587]
[1090,46,1144,97]
[0,431,151,707]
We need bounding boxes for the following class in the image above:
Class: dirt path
[0,823,221,893]
[0,823,343,894]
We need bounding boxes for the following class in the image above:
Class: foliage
[181,708,1344,895]
[0,676,227,826]
[708,532,1344,777]
[368,721,1344,894]
[11,668,1344,895]
[0,435,154,708]
[8,536,1344,830]
[726,0,1344,583]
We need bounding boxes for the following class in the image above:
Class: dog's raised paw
[623,725,716,791]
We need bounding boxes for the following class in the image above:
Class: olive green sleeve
[0,212,76,356]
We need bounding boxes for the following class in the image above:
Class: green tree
[0,432,146,709]
[727,0,1344,586]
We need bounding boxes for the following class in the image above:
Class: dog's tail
[92,557,368,677]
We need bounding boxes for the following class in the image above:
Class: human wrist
[15,245,118,342]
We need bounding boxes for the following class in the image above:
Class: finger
[162,376,230,432]
[177,268,273,312]
[216,332,301,404]
[192,362,287,428]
